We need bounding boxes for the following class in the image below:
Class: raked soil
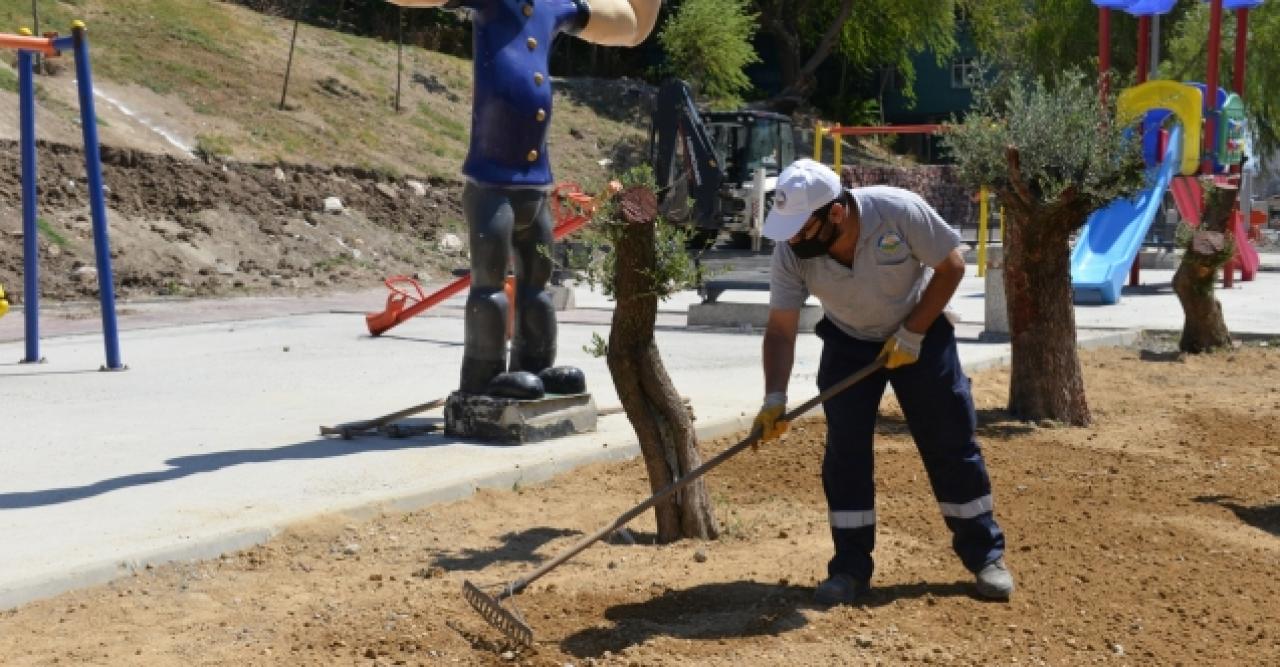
[1,343,1278,666]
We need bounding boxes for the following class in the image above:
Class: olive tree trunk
[606,186,718,543]
[998,147,1093,426]
[1173,182,1237,353]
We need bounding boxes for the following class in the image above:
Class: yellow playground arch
[1116,80,1203,176]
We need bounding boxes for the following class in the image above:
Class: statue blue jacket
[458,0,589,188]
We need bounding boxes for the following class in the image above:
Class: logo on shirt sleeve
[877,232,904,253]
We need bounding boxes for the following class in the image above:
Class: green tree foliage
[1001,0,1121,78]
[990,1,1279,151]
[1164,1,1280,150]
[577,166,705,302]
[986,0,1196,81]
[944,72,1145,212]
[659,0,761,107]
[751,0,1019,105]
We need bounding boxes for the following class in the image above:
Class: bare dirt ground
[1,342,1278,666]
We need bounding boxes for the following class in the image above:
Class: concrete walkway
[2,265,1278,610]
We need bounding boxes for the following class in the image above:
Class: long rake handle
[320,397,445,436]
[498,356,886,599]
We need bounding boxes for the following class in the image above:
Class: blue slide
[1070,124,1183,305]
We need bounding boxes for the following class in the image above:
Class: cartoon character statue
[389,0,661,398]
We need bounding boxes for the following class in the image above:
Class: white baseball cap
[763,158,843,241]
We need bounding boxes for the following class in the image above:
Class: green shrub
[658,0,760,108]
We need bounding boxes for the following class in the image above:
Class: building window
[951,58,979,89]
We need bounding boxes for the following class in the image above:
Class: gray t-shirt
[769,185,961,341]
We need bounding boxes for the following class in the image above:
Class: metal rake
[461,356,887,647]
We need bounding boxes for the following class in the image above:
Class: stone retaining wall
[840,165,976,230]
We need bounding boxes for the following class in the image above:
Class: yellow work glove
[880,325,925,369]
[752,392,789,445]
[0,283,9,319]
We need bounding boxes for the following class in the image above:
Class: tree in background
[1173,181,1238,352]
[943,73,1145,426]
[1164,1,1280,150]
[658,0,760,107]
[994,1,1278,151]
[750,0,1019,109]
[999,0,1133,80]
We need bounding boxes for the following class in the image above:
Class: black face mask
[789,217,835,259]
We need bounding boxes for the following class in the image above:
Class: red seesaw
[365,181,619,336]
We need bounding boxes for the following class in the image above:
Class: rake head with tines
[462,580,533,648]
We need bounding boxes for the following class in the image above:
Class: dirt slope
[1,342,1277,666]
[0,1,653,306]
[0,140,468,302]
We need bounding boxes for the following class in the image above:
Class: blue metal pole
[71,22,124,370]
[18,39,42,364]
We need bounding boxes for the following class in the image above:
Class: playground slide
[1231,213,1260,281]
[1070,125,1184,305]
[1169,175,1260,281]
[1169,174,1202,226]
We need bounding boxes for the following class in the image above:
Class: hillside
[0,1,653,302]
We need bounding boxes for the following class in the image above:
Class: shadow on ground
[0,435,444,509]
[876,410,1036,439]
[1194,495,1280,538]
[1139,349,1186,363]
[1121,281,1174,297]
[432,526,583,571]
[559,579,979,658]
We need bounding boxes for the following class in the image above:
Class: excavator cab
[705,113,794,185]
[650,79,795,248]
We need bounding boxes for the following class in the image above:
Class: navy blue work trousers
[815,316,1005,584]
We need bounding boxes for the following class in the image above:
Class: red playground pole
[1204,0,1224,174]
[1222,5,1250,286]
[1233,8,1249,95]
[1099,8,1112,102]
[1137,16,1150,84]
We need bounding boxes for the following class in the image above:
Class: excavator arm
[649,79,724,230]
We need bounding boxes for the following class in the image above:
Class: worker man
[388,0,660,398]
[753,158,1013,603]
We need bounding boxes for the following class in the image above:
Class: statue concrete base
[444,391,597,444]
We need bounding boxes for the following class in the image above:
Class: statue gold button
[527,37,538,50]
[536,109,546,122]
[533,72,544,86]
[523,4,533,16]
[527,150,540,162]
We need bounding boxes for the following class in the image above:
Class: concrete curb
[961,328,1143,375]
[0,525,278,612]
[0,326,1152,611]
[1138,328,1280,342]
